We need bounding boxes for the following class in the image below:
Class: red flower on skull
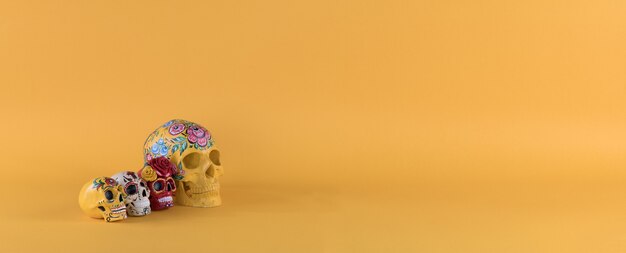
[169,123,185,135]
[142,157,178,210]
[187,124,210,147]
[93,177,118,190]
[148,156,178,177]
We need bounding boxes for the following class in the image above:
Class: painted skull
[78,177,127,222]
[138,157,178,210]
[143,119,223,207]
[111,171,151,216]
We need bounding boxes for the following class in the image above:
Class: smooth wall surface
[1,1,626,252]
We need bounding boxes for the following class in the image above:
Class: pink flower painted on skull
[187,125,210,147]
[169,123,185,135]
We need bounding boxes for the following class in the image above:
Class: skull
[111,171,151,216]
[143,119,223,207]
[78,177,127,222]
[138,156,178,210]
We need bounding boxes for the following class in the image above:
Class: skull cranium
[111,171,151,216]
[78,177,128,222]
[143,119,223,207]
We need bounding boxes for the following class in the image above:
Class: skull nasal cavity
[209,149,221,166]
[183,152,202,169]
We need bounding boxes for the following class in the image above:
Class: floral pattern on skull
[138,157,178,210]
[112,171,151,216]
[143,119,223,208]
[143,119,214,178]
[78,176,128,222]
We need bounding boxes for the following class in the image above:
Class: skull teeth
[158,196,173,203]
[110,206,126,214]
[185,182,220,194]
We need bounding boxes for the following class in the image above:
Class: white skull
[111,171,151,216]
[143,119,223,208]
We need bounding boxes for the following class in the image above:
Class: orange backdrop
[1,1,626,252]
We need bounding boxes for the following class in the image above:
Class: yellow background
[1,0,625,252]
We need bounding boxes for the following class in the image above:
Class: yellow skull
[78,177,128,222]
[143,119,223,207]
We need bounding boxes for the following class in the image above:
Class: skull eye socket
[153,180,164,191]
[126,184,137,195]
[166,178,176,192]
[104,190,114,201]
[182,152,202,169]
[209,149,221,166]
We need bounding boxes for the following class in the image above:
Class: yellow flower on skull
[140,166,157,181]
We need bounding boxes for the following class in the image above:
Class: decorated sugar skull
[138,157,178,210]
[143,119,223,207]
[111,171,151,216]
[78,177,127,222]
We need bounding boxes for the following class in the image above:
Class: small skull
[78,177,127,222]
[143,119,223,207]
[111,171,151,216]
[138,157,178,210]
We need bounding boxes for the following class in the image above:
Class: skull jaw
[149,195,174,210]
[176,192,222,207]
[127,199,152,216]
[175,181,222,207]
[104,212,127,222]
[102,204,127,222]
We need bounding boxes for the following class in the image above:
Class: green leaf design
[180,141,187,155]
[172,144,179,153]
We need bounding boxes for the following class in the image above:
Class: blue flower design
[163,120,174,127]
[151,138,169,157]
